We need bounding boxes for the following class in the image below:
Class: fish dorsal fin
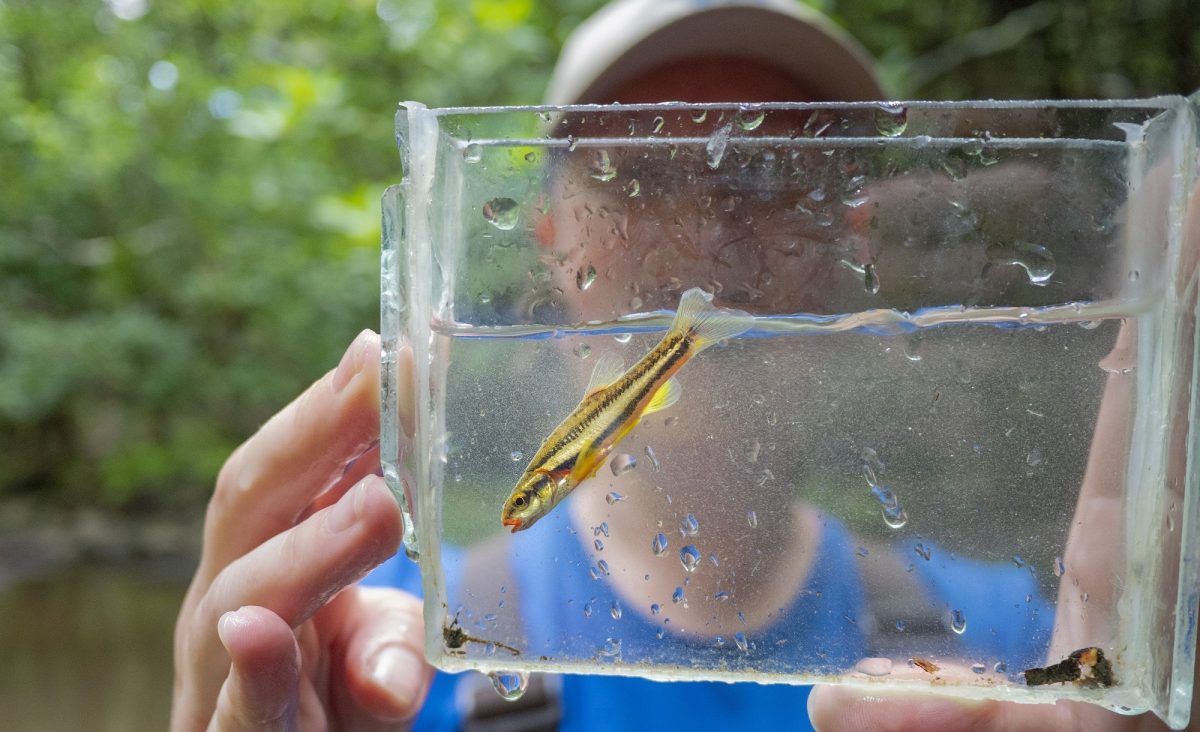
[643,376,681,416]
[583,352,625,398]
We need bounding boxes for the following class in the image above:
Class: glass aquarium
[381,98,1200,728]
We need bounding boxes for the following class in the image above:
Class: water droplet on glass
[627,178,640,197]
[600,637,621,657]
[707,552,720,567]
[1128,269,1140,282]
[650,602,661,615]
[895,620,906,632]
[882,507,908,529]
[610,600,622,620]
[606,491,625,505]
[863,263,881,294]
[594,538,604,551]
[950,609,967,634]
[576,264,597,291]
[479,291,492,304]
[734,632,750,652]
[874,102,908,137]
[509,450,524,462]
[652,116,665,133]
[691,110,707,123]
[589,150,617,181]
[746,510,758,528]
[1012,555,1025,568]
[915,543,932,561]
[985,241,1055,285]
[644,445,660,470]
[610,453,637,476]
[856,657,894,676]
[596,559,610,576]
[706,122,731,169]
[972,662,986,674]
[574,343,592,359]
[523,151,536,162]
[679,545,701,573]
[488,670,529,701]
[1053,556,1065,577]
[672,586,686,604]
[482,197,520,230]
[735,108,766,131]
[1026,448,1043,467]
[680,513,699,536]
[613,332,632,344]
[594,521,609,538]
[652,532,669,556]
[715,590,732,602]
[462,143,482,163]
[994,661,1008,674]
[1078,319,1102,330]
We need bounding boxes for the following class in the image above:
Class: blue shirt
[364,514,1052,732]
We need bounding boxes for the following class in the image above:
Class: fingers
[805,685,1148,732]
[202,329,382,581]
[318,587,433,725]
[178,474,403,730]
[208,606,302,732]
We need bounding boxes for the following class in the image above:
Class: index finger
[199,330,383,585]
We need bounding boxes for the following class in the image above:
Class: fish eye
[513,495,527,508]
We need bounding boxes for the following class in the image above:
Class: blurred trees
[0,0,1195,511]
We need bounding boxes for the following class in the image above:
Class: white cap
[545,0,885,105]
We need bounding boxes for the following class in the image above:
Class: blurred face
[538,58,859,321]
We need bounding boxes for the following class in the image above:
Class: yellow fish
[501,288,753,532]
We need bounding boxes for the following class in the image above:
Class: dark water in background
[0,561,190,731]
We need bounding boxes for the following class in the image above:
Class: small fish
[501,288,753,531]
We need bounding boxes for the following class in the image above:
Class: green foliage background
[1,0,1196,511]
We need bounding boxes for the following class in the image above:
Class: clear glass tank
[381,98,1200,728]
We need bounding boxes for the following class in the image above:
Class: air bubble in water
[482,197,520,230]
[994,661,1007,673]
[600,637,621,657]
[606,491,625,505]
[614,333,632,344]
[610,600,622,620]
[576,264,597,291]
[680,513,699,536]
[510,450,523,462]
[691,110,707,123]
[594,539,604,551]
[574,343,592,359]
[1026,448,1043,467]
[652,116,665,133]
[652,532,669,556]
[950,609,967,634]
[985,241,1056,285]
[679,545,702,572]
[715,590,731,601]
[972,662,986,674]
[746,510,758,528]
[1053,556,1065,577]
[488,670,529,701]
[610,454,637,476]
[874,103,908,137]
[735,108,765,131]
[650,602,662,615]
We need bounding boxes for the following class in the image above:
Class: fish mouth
[501,517,521,532]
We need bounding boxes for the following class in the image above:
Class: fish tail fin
[671,287,754,351]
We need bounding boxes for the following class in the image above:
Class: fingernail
[327,477,371,533]
[368,644,425,711]
[217,608,248,648]
[333,330,374,394]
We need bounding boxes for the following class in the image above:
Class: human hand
[172,330,434,730]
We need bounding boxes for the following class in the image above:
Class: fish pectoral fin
[582,352,625,399]
[569,445,610,484]
[643,377,681,415]
[535,466,571,486]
